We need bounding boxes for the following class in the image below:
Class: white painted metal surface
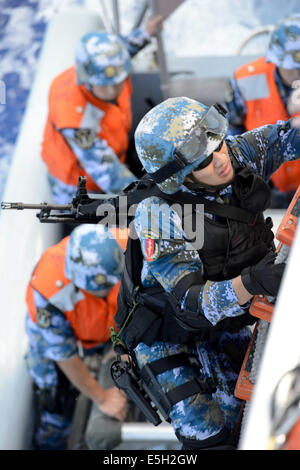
[0,9,104,450]
[121,422,177,442]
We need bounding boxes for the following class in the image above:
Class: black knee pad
[176,427,235,450]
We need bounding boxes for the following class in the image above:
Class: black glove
[241,251,286,297]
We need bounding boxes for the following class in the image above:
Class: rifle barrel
[1,202,73,210]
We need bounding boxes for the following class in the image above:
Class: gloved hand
[241,251,286,297]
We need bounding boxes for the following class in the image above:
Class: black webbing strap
[125,183,161,207]
[141,354,216,411]
[124,181,257,225]
[146,353,191,376]
[172,271,204,302]
[149,155,185,184]
[161,190,257,225]
[166,378,215,407]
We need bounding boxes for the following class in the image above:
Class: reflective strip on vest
[79,102,105,132]
[48,282,85,312]
[236,73,270,101]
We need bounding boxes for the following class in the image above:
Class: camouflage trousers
[134,327,251,447]
[32,370,78,450]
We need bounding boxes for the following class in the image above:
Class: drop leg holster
[111,350,216,426]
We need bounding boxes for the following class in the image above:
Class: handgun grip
[111,361,161,426]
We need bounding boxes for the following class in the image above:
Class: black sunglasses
[192,140,224,172]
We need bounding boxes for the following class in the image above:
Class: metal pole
[150,0,171,99]
[111,0,120,35]
[130,0,149,32]
[99,0,115,33]
[121,422,177,442]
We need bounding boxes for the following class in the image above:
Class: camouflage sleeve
[120,28,151,57]
[134,197,246,325]
[224,77,247,136]
[227,120,300,180]
[62,128,136,193]
[26,289,78,362]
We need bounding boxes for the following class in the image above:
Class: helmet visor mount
[176,104,228,165]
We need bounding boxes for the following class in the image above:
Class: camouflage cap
[65,225,124,293]
[266,14,300,69]
[75,31,131,86]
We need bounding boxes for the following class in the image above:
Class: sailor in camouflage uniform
[225,13,300,136]
[41,16,162,204]
[116,96,300,449]
[224,14,300,205]
[25,225,127,449]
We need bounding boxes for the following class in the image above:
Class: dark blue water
[0,0,82,201]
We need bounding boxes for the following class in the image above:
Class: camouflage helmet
[266,14,300,69]
[75,31,131,86]
[65,225,124,293]
[134,96,228,194]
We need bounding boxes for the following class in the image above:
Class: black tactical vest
[115,165,274,350]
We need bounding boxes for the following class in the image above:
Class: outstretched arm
[26,289,127,421]
[121,15,163,57]
[227,119,300,180]
[62,128,136,194]
[57,355,127,421]
[134,197,251,327]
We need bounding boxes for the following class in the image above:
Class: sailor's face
[91,80,125,101]
[81,287,113,298]
[190,141,234,187]
[278,67,300,87]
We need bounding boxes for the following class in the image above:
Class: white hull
[0,8,104,450]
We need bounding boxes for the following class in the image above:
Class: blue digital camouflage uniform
[133,119,300,443]
[25,290,78,449]
[49,28,151,204]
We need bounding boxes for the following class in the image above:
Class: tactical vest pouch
[232,167,271,213]
[115,281,195,349]
[115,275,165,350]
[120,303,163,351]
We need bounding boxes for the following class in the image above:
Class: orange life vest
[41,66,132,192]
[235,57,300,192]
[26,236,122,349]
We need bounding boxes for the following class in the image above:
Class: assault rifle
[1,176,130,225]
